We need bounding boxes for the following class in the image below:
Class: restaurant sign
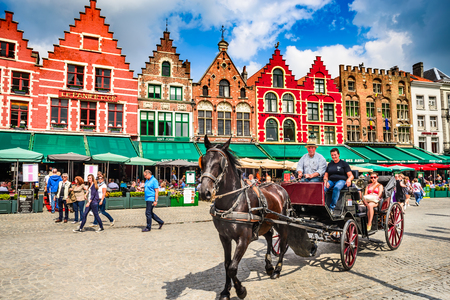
[59,90,118,103]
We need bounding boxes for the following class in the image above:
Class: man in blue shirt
[142,170,164,232]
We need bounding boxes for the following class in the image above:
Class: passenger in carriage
[363,173,384,231]
[323,148,354,214]
[296,142,327,182]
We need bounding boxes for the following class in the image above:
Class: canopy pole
[16,160,19,192]
[107,161,110,181]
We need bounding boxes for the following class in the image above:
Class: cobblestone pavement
[1,198,449,300]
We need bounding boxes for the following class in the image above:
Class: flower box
[0,200,11,214]
[429,189,435,198]
[106,192,129,210]
[435,190,447,198]
[129,196,146,209]
[157,195,170,207]
[33,194,44,213]
[170,196,183,207]
[13,90,27,95]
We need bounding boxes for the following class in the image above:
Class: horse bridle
[199,148,229,195]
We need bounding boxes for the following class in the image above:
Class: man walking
[142,170,164,232]
[46,168,62,214]
[55,173,71,223]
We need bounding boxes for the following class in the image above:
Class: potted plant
[435,186,448,198]
[157,190,170,207]
[81,125,96,131]
[169,190,184,207]
[0,193,12,214]
[13,89,27,95]
[129,191,146,209]
[106,191,129,210]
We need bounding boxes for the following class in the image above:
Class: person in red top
[363,173,384,231]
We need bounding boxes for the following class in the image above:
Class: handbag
[363,194,379,203]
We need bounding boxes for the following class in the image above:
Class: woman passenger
[363,172,383,231]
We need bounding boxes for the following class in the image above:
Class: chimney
[241,66,248,84]
[413,62,423,78]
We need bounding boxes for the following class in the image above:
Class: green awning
[350,147,388,162]
[33,134,87,162]
[260,144,367,163]
[369,147,421,163]
[197,143,268,159]
[0,131,31,150]
[142,142,200,161]
[399,147,445,163]
[86,136,138,157]
[435,155,450,163]
[357,163,392,172]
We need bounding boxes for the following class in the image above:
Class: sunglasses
[370,176,378,179]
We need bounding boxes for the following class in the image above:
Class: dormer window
[273,69,284,88]
[314,78,325,94]
[0,41,15,59]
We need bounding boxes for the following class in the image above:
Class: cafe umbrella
[125,157,157,182]
[47,152,91,180]
[91,153,130,180]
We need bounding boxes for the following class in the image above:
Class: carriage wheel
[340,219,358,271]
[385,202,404,250]
[271,229,288,257]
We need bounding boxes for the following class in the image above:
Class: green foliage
[159,191,169,196]
[130,192,145,197]
[108,192,123,198]
[170,191,183,199]
[0,194,10,200]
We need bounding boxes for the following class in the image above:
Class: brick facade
[137,31,193,141]
[192,39,255,143]
[337,65,413,145]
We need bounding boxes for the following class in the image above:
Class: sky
[1,0,449,81]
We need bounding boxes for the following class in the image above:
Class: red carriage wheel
[272,233,281,257]
[340,219,358,271]
[385,202,404,250]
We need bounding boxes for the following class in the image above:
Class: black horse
[198,136,290,300]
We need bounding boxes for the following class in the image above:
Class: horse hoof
[219,293,230,300]
[270,272,280,279]
[237,286,247,299]
[266,267,274,276]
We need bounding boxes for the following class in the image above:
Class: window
[347,125,360,142]
[80,101,96,128]
[236,112,250,136]
[368,125,376,142]
[399,86,404,95]
[95,68,111,92]
[51,99,68,127]
[108,103,123,131]
[366,102,375,118]
[315,78,325,94]
[175,113,189,137]
[397,103,408,120]
[170,86,182,101]
[382,103,390,119]
[308,125,320,143]
[383,127,392,142]
[307,102,319,120]
[431,137,439,153]
[430,116,437,129]
[416,95,424,108]
[0,41,15,59]
[429,96,436,109]
[148,85,161,99]
[198,110,212,135]
[140,111,155,136]
[373,81,381,94]
[324,126,335,144]
[67,65,84,89]
[346,101,359,117]
[324,104,334,121]
[217,111,231,136]
[158,112,172,136]
[266,119,278,141]
[162,61,170,77]
[283,120,295,142]
[265,92,277,112]
[273,69,284,88]
[12,72,30,94]
[10,101,28,128]
[418,137,426,150]
[240,88,246,98]
[398,127,410,143]
[219,80,230,97]
[348,78,355,91]
[417,116,425,129]
[202,86,208,96]
[282,94,294,113]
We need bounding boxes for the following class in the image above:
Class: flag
[385,118,390,131]
[369,118,373,130]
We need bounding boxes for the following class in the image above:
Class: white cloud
[245,61,263,77]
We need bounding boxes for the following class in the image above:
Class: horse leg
[271,224,289,279]
[228,235,251,299]
[263,230,275,276]
[219,235,233,300]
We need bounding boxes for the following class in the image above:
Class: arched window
[236,103,251,136]
[240,88,246,98]
[273,69,284,88]
[162,61,170,77]
[282,94,294,113]
[202,85,208,96]
[219,80,230,97]
[398,81,405,95]
[197,101,213,135]
[348,76,355,91]
[373,79,381,94]
[265,92,277,112]
[283,119,295,142]
[266,119,278,142]
[217,102,232,136]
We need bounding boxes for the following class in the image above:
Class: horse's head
[198,135,232,201]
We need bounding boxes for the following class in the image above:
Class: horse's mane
[214,144,242,178]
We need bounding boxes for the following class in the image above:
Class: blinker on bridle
[199,148,229,192]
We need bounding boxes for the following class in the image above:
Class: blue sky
[1,0,449,81]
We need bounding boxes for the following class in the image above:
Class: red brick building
[0,11,40,130]
[37,0,138,136]
[248,51,344,145]
[192,39,255,143]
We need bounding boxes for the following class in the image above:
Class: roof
[297,76,306,86]
[424,68,450,82]
[246,66,265,86]
[410,74,433,82]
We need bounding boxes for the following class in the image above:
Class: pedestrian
[142,170,164,232]
[46,168,62,214]
[71,176,86,224]
[405,176,412,208]
[412,178,424,206]
[394,173,407,213]
[73,174,104,233]
[91,173,114,227]
[55,173,71,223]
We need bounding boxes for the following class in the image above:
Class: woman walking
[412,178,425,206]
[405,176,412,209]
[395,173,407,213]
[71,176,86,224]
[91,173,114,227]
[73,174,104,233]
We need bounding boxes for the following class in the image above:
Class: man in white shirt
[296,142,327,182]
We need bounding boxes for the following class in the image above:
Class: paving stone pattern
[0,199,449,299]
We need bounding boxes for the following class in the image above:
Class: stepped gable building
[337,64,412,145]
[0,11,40,130]
[137,30,193,142]
[192,38,255,143]
[37,0,138,136]
[248,51,343,145]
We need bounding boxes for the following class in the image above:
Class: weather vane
[220,25,226,40]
